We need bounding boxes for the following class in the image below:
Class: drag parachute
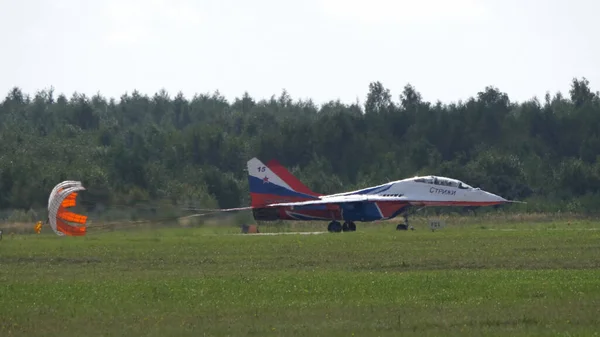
[47,181,88,236]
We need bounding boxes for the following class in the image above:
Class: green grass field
[1,215,600,336]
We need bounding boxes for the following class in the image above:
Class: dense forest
[1,78,600,222]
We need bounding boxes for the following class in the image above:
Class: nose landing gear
[396,213,414,231]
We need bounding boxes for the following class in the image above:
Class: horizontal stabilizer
[182,206,253,212]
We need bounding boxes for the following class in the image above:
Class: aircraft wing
[182,206,254,212]
[266,195,408,207]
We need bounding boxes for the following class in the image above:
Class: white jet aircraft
[202,157,524,232]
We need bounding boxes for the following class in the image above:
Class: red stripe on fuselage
[374,201,411,218]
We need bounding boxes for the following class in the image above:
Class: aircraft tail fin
[247,158,320,207]
[265,159,322,197]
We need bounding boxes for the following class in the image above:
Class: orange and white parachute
[47,181,88,236]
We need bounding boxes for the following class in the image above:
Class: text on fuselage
[430,187,456,195]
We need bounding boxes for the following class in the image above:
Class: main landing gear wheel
[327,221,342,233]
[342,221,356,232]
[328,221,356,232]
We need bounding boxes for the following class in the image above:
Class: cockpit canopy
[412,176,473,189]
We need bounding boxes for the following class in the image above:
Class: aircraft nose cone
[485,191,507,203]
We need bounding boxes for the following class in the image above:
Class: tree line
[1,78,599,222]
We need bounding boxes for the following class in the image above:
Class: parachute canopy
[48,181,88,236]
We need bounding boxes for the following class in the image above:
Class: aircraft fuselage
[252,175,507,222]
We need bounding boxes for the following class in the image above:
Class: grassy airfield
[1,213,600,336]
